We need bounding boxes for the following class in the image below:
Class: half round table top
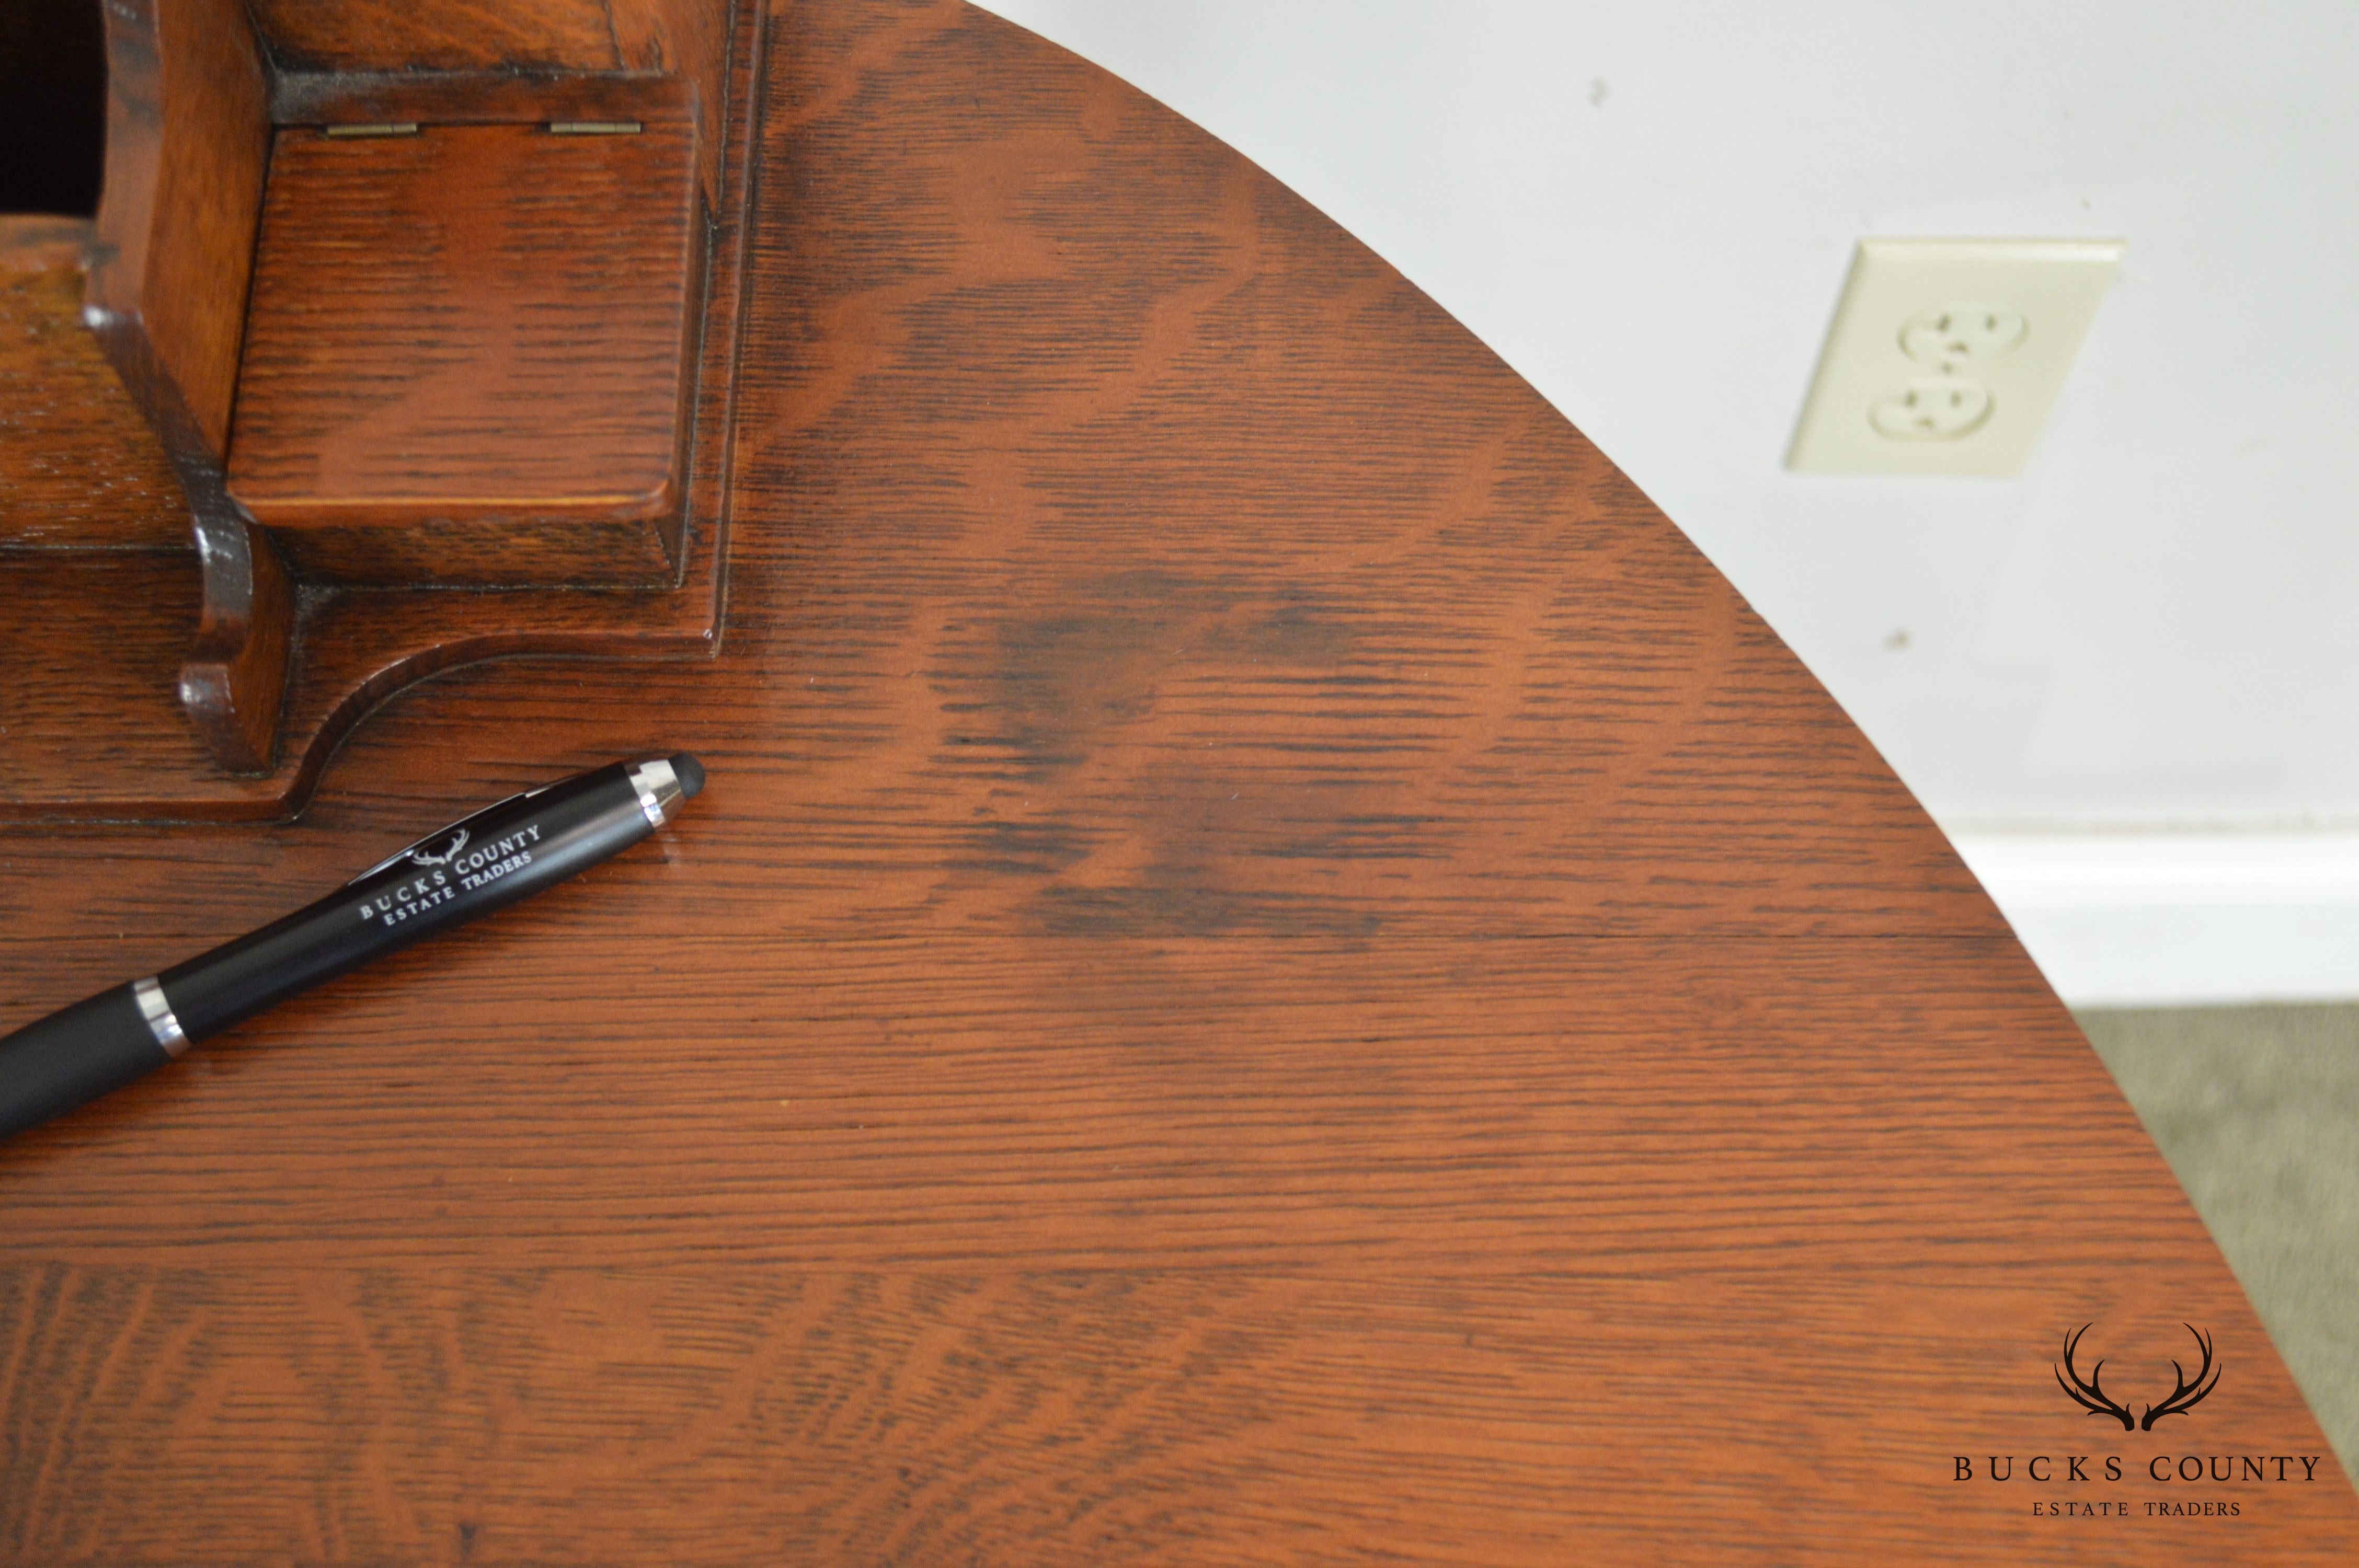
[3,2,2351,1561]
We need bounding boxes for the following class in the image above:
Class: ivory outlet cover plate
[1787,238,2125,476]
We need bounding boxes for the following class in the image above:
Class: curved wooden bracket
[84,0,290,773]
[79,304,294,774]
[179,512,293,775]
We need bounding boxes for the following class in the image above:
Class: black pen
[0,754,705,1145]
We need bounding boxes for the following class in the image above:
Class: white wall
[974,0,2359,1005]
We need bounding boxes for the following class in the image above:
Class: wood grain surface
[244,0,632,74]
[2,1,2353,1562]
[245,0,728,81]
[614,0,736,199]
[0,220,190,551]
[228,122,702,584]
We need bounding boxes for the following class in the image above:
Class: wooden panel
[614,0,736,197]
[0,219,189,551]
[243,0,624,73]
[227,123,702,585]
[246,0,730,95]
[262,2,733,202]
[86,0,270,464]
[269,67,696,131]
[1,1,2352,1561]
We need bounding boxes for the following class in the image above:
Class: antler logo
[408,828,471,868]
[2055,1322,2220,1431]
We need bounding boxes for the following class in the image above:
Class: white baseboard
[1946,832,2359,1008]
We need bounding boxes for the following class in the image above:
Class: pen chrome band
[133,977,190,1058]
[626,757,685,829]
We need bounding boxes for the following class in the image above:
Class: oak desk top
[3,2,2352,1561]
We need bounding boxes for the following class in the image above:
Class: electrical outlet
[1787,238,2124,476]
[1871,377,1994,440]
[1899,302,2024,373]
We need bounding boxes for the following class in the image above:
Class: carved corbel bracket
[83,0,290,773]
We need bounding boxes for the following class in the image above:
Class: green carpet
[2078,1005,2359,1484]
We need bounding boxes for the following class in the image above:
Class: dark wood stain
[1,1,2352,1561]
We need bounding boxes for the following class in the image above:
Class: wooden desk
[3,2,2352,1560]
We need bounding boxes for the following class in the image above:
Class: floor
[2078,1004,2359,1482]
